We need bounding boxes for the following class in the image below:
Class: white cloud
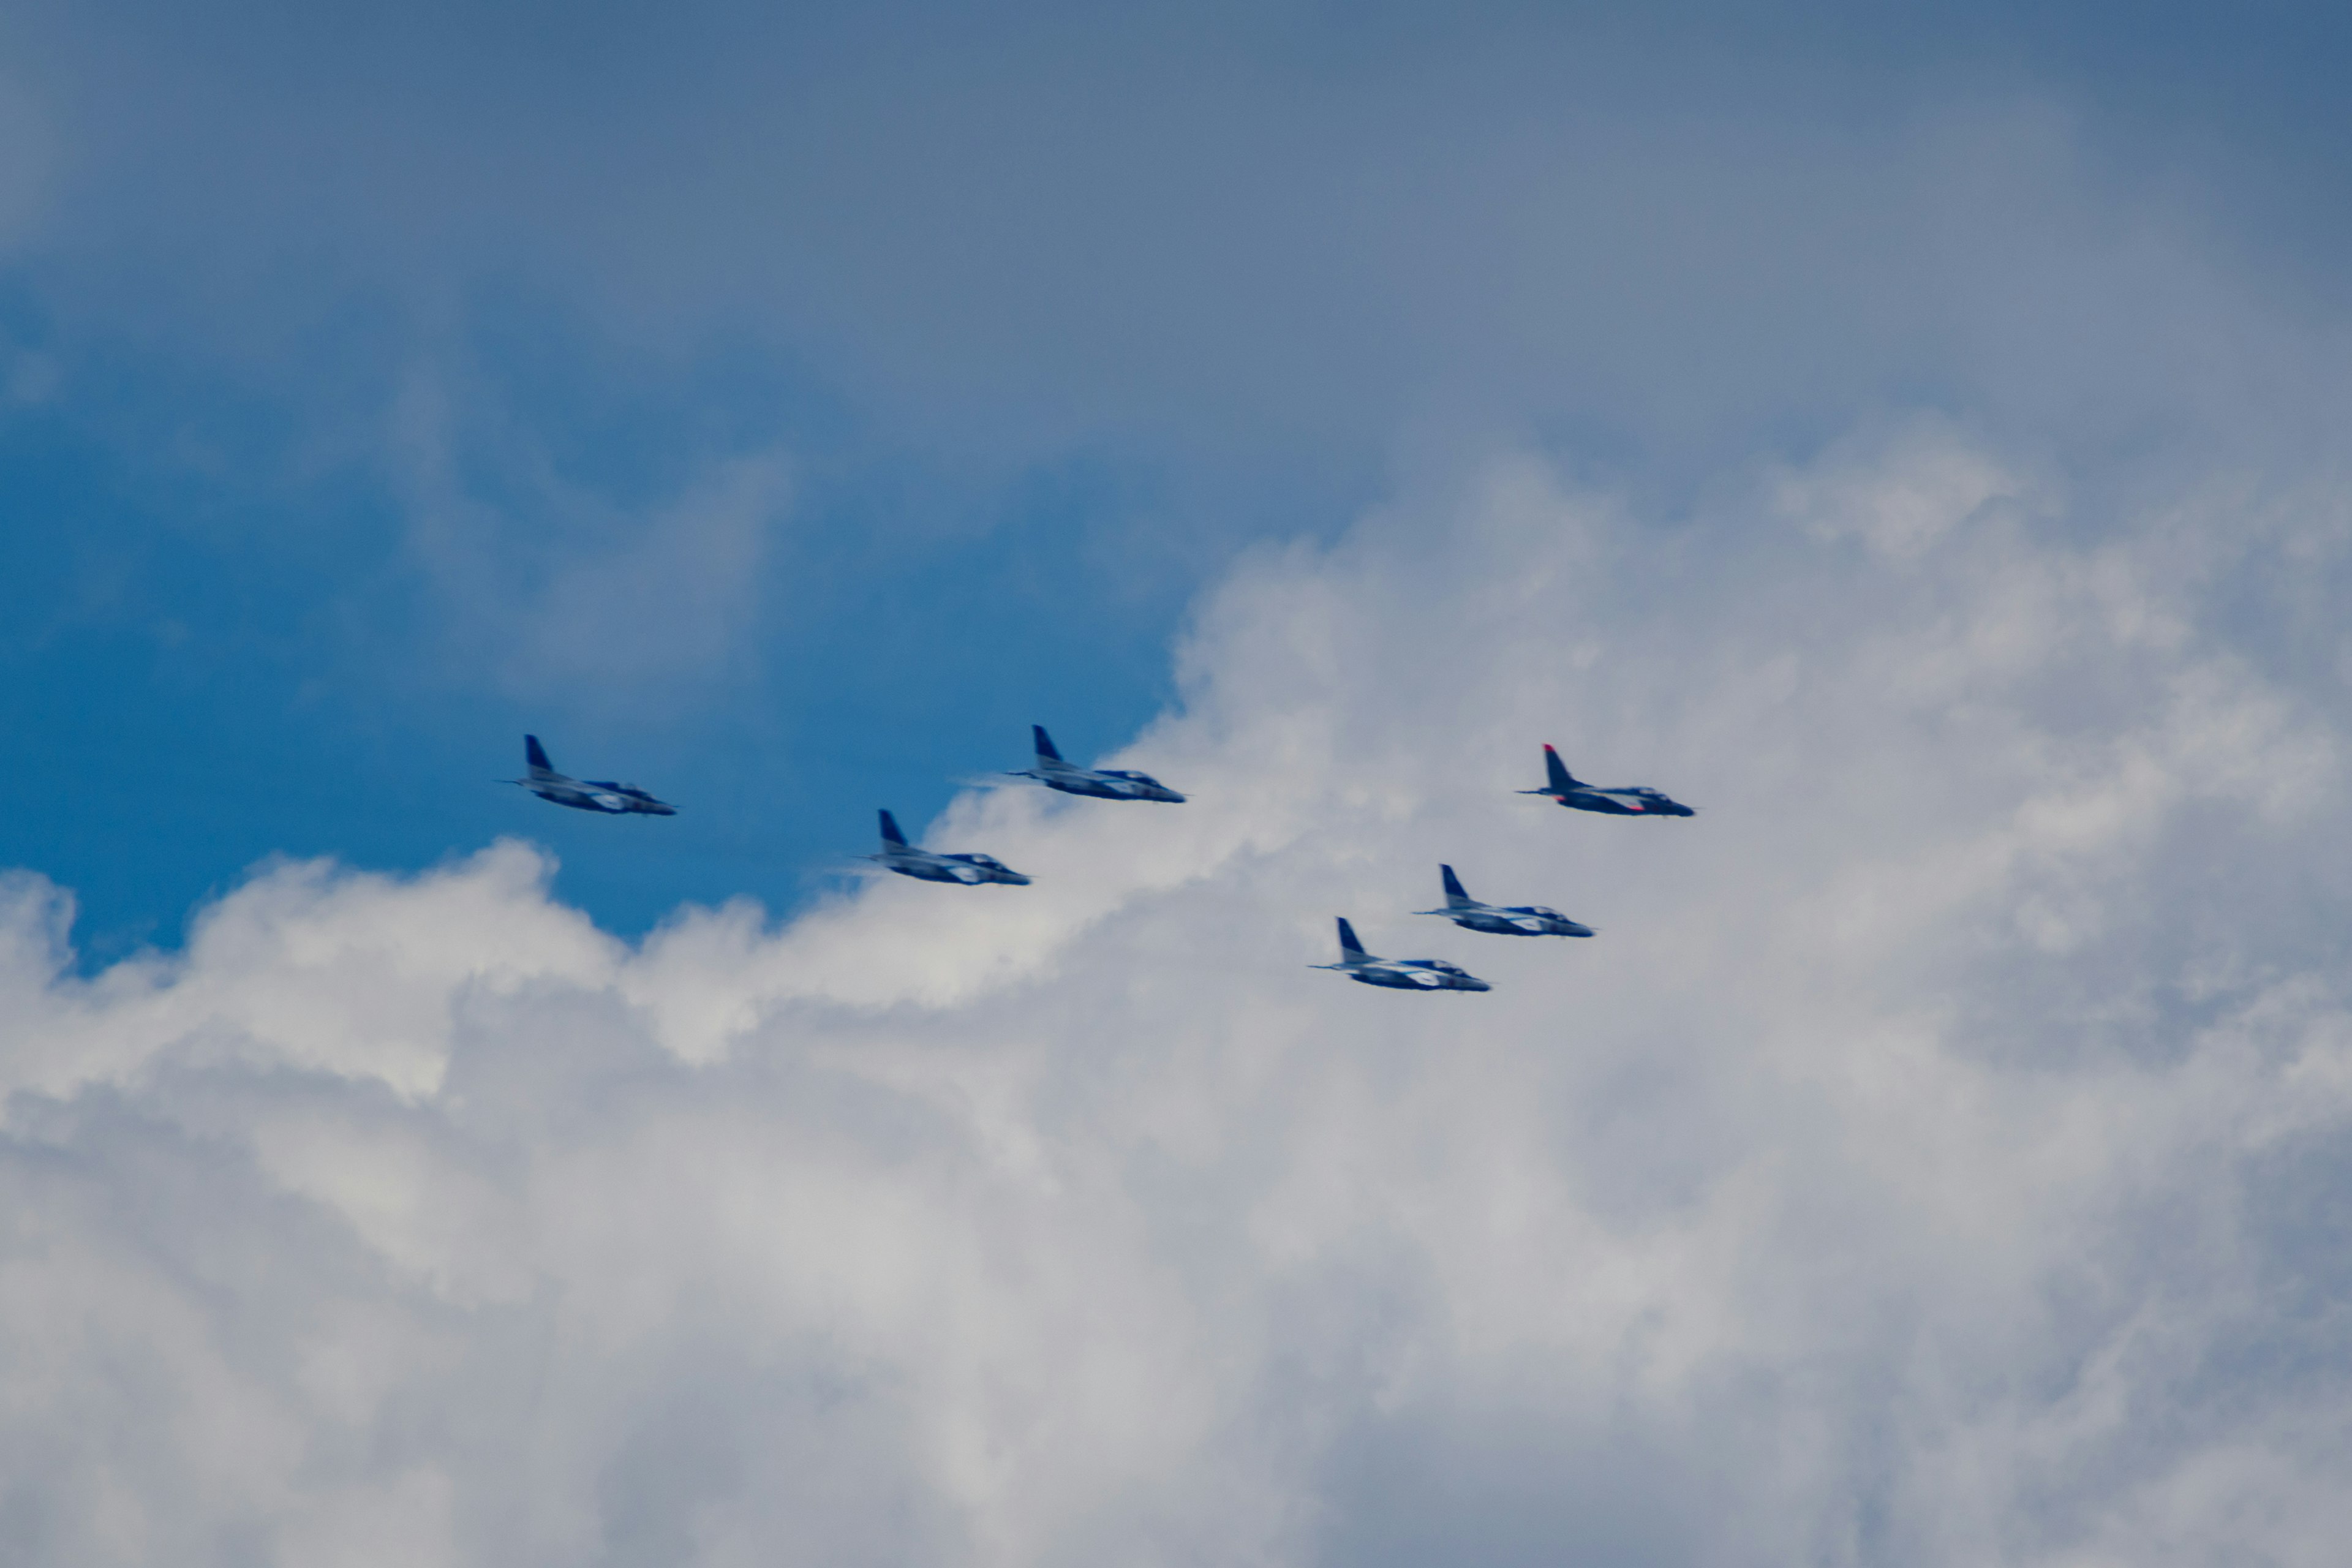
[505,453,790,693]
[4,431,2351,1565]
[1771,413,2031,560]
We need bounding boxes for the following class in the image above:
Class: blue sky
[0,279,1240,955]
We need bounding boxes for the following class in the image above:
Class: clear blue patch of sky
[0,281,1353,967]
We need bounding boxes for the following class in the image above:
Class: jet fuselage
[876,850,1031,886]
[1341,958,1492,990]
[524,779,676,815]
[1537,786,1693,817]
[1447,906,1594,938]
[1035,769,1186,802]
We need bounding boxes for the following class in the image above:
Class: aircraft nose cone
[1007,873,1033,884]
[1466,979,1492,991]
[1161,790,1186,802]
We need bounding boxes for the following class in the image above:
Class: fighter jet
[1521,745,1694,816]
[508,734,677,815]
[865,810,1031,885]
[1310,918,1491,991]
[1009,725,1185,802]
[1415,864,1594,937]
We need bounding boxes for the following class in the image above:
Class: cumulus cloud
[3,426,2348,1564]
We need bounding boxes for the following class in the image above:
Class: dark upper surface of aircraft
[509,735,677,816]
[866,809,1031,886]
[1311,917,1491,991]
[1520,745,1694,816]
[1010,725,1186,802]
[1415,864,1594,937]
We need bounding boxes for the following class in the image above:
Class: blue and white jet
[1311,918,1491,991]
[1415,864,1594,938]
[866,810,1031,885]
[508,734,677,815]
[1009,725,1185,802]
[1521,744,1694,816]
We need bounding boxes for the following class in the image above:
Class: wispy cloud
[388,356,793,707]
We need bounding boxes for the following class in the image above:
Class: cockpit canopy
[1102,769,1161,785]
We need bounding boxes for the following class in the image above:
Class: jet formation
[1317,745,1687,992]
[508,729,1691,994]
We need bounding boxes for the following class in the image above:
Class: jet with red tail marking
[1520,745,1693,816]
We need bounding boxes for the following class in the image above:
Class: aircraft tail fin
[525,734,559,779]
[1336,917,1370,962]
[1032,725,1066,766]
[1543,744,1581,793]
[1441,864,1475,909]
[878,809,908,848]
